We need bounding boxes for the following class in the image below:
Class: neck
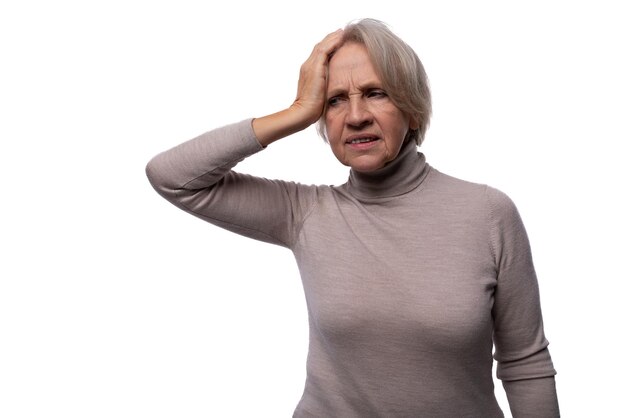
[346,140,430,201]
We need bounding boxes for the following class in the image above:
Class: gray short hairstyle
[317,18,432,146]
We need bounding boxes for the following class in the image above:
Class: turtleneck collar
[345,140,430,201]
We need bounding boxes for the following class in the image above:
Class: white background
[1,1,624,417]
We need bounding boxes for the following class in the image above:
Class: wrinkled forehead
[327,42,380,89]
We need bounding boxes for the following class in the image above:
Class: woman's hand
[291,29,344,125]
[252,29,344,147]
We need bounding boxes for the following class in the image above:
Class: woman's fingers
[292,29,344,124]
[309,29,344,66]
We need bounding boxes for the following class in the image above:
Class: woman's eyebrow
[327,81,383,98]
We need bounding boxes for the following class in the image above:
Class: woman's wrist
[252,106,318,147]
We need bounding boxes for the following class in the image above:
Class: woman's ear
[409,115,419,130]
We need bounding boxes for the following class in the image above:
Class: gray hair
[317,18,432,146]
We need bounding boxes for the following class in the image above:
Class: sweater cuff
[503,376,560,417]
[243,118,266,151]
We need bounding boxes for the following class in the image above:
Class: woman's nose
[346,98,373,128]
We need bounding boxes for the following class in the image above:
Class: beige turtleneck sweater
[146,119,559,417]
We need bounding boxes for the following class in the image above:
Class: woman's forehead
[327,43,380,90]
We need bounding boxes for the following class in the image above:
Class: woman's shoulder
[423,167,490,200]
[425,168,520,219]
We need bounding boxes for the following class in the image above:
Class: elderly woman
[146,18,559,417]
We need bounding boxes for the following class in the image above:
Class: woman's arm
[145,30,344,247]
[145,119,316,247]
[487,186,560,417]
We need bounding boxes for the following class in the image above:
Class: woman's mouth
[347,137,378,144]
[346,135,381,148]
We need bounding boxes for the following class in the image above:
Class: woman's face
[325,42,418,172]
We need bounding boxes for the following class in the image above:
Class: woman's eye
[328,96,343,106]
[368,90,387,99]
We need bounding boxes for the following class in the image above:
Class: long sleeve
[145,119,318,248]
[487,186,559,417]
